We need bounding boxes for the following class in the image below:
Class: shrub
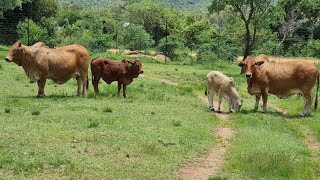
[302,39,320,58]
[157,35,185,60]
[122,24,154,50]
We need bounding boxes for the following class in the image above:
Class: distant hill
[58,0,211,12]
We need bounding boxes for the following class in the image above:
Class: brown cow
[238,56,319,116]
[5,41,90,97]
[91,57,143,98]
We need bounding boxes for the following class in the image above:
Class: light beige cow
[206,71,243,112]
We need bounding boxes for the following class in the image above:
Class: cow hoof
[217,110,222,113]
[300,113,309,117]
[209,108,215,112]
[37,95,45,98]
[229,110,233,113]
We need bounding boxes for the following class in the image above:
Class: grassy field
[1,47,320,179]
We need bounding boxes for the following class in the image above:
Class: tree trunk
[241,22,251,74]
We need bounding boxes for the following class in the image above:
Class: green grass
[1,47,320,179]
[0,51,217,178]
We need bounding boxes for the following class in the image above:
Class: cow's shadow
[240,109,309,119]
[9,94,80,99]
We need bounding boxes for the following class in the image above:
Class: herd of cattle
[4,41,320,116]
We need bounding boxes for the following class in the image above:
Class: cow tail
[315,71,319,111]
[205,86,207,96]
[86,75,89,90]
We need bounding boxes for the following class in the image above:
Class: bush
[157,35,185,60]
[302,39,320,58]
[122,24,154,50]
[253,40,280,56]
[17,18,49,45]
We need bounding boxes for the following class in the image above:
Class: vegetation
[1,0,320,61]
[1,0,320,178]
[1,47,320,179]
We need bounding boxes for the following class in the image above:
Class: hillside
[58,0,211,12]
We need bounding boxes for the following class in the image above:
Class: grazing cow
[206,71,243,113]
[5,41,90,97]
[238,56,319,116]
[91,57,143,98]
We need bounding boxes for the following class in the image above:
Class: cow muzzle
[5,57,10,62]
[140,70,144,74]
[245,73,252,79]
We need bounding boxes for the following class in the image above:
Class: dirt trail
[142,75,235,179]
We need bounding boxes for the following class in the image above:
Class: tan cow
[206,71,243,112]
[5,41,90,97]
[238,56,319,116]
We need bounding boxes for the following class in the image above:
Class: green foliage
[17,19,49,45]
[302,39,320,58]
[157,35,186,60]
[122,24,154,50]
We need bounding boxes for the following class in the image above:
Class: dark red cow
[91,57,143,98]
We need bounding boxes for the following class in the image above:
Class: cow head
[233,99,243,112]
[126,59,144,78]
[238,56,264,79]
[5,41,24,66]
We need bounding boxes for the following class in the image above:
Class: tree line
[1,0,320,63]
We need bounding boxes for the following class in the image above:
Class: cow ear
[255,61,264,66]
[127,62,133,69]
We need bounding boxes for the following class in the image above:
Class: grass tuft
[4,108,10,113]
[103,107,113,113]
[172,120,182,127]
[31,110,40,115]
[88,121,99,128]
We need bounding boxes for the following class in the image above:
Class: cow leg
[37,78,46,97]
[123,85,127,98]
[81,76,87,96]
[92,75,100,94]
[207,89,215,111]
[254,95,261,111]
[217,93,223,113]
[301,91,312,116]
[76,77,82,96]
[261,90,268,113]
[117,82,122,96]
[224,96,232,112]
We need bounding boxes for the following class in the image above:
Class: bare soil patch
[140,74,178,86]
[178,127,235,180]
[107,49,170,62]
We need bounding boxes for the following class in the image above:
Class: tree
[208,0,275,58]
[0,0,30,17]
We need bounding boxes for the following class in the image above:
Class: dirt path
[142,74,235,179]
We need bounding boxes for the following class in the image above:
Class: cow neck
[21,46,35,78]
[247,66,261,90]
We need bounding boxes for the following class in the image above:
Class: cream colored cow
[206,71,243,113]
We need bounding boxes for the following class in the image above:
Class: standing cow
[5,41,90,97]
[206,71,243,113]
[238,56,319,116]
[91,57,143,98]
